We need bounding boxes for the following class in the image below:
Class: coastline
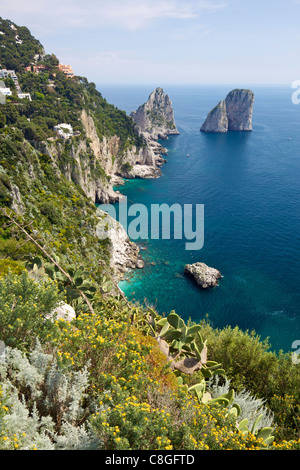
[97,85,300,353]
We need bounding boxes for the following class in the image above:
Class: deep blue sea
[97,84,300,353]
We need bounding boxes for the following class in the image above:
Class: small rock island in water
[184,262,222,289]
[200,89,254,133]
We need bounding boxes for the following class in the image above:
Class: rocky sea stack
[131,87,180,140]
[130,87,179,163]
[200,89,254,133]
[184,262,222,289]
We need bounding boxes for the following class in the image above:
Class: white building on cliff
[54,123,74,139]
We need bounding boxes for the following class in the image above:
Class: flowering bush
[89,383,277,451]
[0,271,64,350]
[0,271,299,451]
[270,394,300,442]
[49,312,177,400]
[47,309,280,451]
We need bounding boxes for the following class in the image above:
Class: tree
[43,54,59,67]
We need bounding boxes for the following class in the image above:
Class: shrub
[120,162,133,174]
[209,377,274,431]
[269,394,300,441]
[0,181,12,208]
[0,237,39,259]
[0,271,64,350]
[48,310,178,402]
[89,382,276,451]
[200,322,300,401]
[38,200,61,225]
[89,386,191,450]
[0,342,102,450]
[0,259,25,277]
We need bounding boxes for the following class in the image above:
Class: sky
[0,0,299,85]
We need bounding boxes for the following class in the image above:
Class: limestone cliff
[225,89,254,131]
[200,100,228,134]
[130,87,179,139]
[35,108,165,204]
[96,209,144,280]
[130,87,179,152]
[80,109,165,189]
[201,89,254,133]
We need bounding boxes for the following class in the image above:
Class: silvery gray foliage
[2,346,45,397]
[208,377,274,430]
[54,421,103,450]
[0,341,101,450]
[1,382,55,450]
[44,357,89,425]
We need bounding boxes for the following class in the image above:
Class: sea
[97,84,300,353]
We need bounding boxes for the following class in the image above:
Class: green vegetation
[0,16,143,155]
[0,17,299,451]
[82,78,144,152]
[0,127,112,282]
[0,271,62,350]
[0,265,299,450]
[0,18,42,71]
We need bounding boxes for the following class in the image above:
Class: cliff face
[0,17,162,288]
[201,89,254,133]
[35,109,163,204]
[80,109,164,193]
[200,100,228,133]
[225,89,254,131]
[130,87,179,140]
[96,209,144,280]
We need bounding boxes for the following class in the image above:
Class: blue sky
[0,0,299,85]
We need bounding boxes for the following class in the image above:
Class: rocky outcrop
[201,89,254,133]
[130,87,179,140]
[226,89,254,131]
[96,209,144,279]
[52,304,76,322]
[184,262,222,289]
[35,108,165,204]
[130,88,179,168]
[81,108,168,194]
[200,100,228,134]
[80,108,163,185]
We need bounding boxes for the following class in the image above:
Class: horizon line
[95,82,291,87]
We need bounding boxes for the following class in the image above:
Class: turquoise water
[98,84,300,352]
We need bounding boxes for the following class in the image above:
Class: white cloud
[0,0,230,83]
[0,0,226,32]
[98,1,197,30]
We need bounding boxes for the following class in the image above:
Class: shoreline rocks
[96,209,144,280]
[184,262,222,289]
[38,90,178,207]
[201,89,254,133]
